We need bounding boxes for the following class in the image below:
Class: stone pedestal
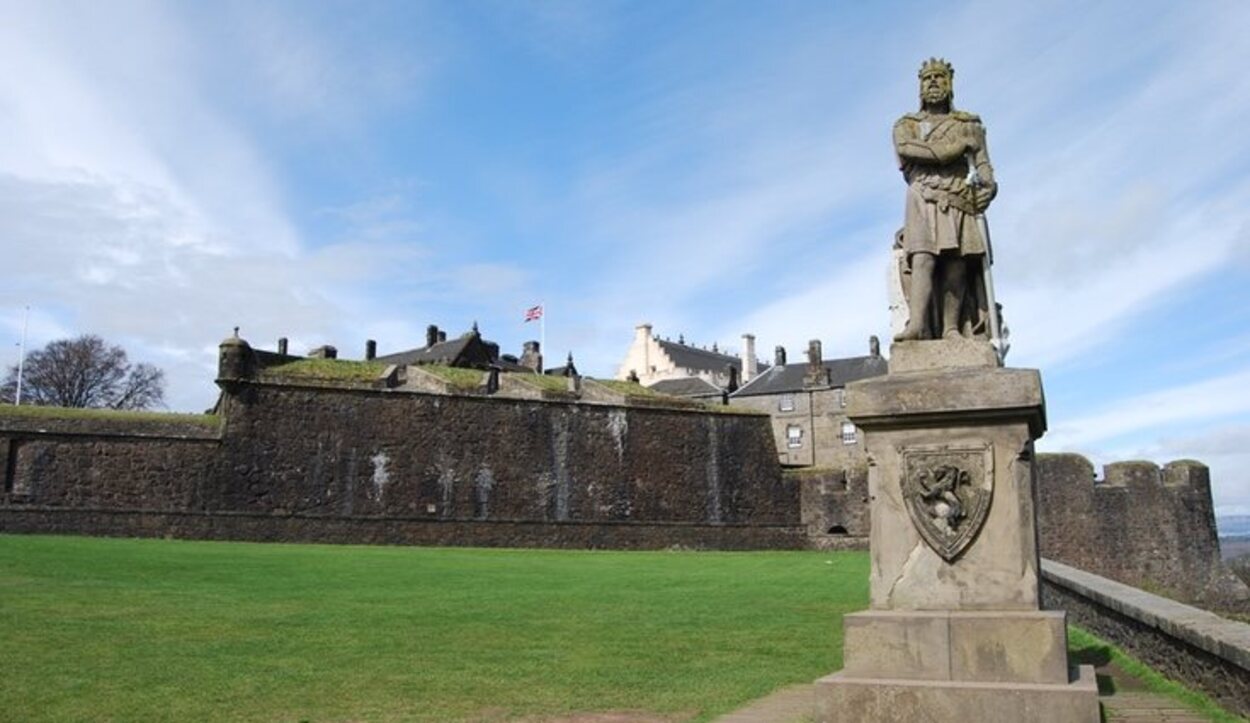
[814,340,1099,722]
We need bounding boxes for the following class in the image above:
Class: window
[841,421,857,445]
[834,388,846,408]
[779,393,795,412]
[786,425,803,448]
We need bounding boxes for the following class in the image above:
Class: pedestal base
[814,665,1099,723]
[841,610,1071,684]
[814,610,1101,721]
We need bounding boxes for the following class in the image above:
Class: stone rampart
[791,466,870,550]
[1036,453,1249,609]
[1041,559,1250,717]
[1,415,220,509]
[0,380,797,549]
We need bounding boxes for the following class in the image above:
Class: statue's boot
[894,322,926,342]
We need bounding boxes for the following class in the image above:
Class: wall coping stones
[0,414,222,441]
[1041,558,1250,671]
[234,377,767,417]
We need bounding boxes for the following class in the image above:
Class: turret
[217,328,255,385]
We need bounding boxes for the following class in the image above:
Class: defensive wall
[1036,453,1248,609]
[2,370,1245,610]
[0,373,801,550]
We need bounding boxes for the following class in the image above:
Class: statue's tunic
[893,110,994,258]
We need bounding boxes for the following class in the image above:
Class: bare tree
[1,335,165,410]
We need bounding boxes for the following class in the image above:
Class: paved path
[711,665,1227,723]
[713,684,814,723]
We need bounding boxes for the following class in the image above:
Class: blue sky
[2,1,1249,515]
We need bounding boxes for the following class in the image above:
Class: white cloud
[1044,367,1250,450]
[1039,369,1250,514]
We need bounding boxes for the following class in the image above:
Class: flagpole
[15,305,28,406]
[540,301,546,368]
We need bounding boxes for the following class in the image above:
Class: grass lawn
[0,535,867,722]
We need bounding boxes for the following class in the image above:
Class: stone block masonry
[0,379,798,549]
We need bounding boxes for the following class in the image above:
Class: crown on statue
[918,57,954,78]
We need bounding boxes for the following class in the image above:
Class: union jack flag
[524,304,544,322]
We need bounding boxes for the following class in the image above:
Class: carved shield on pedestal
[900,444,994,562]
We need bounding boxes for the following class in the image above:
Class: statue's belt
[915,185,977,215]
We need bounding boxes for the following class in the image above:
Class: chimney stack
[426,324,439,348]
[365,339,377,361]
[741,334,757,381]
[805,339,826,387]
[635,323,653,380]
[521,340,543,373]
[277,337,288,355]
[775,345,787,367]
[869,335,881,357]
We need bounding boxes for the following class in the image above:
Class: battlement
[1038,453,1211,491]
[1100,459,1210,491]
[1036,453,1247,609]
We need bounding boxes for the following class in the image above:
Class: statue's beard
[921,86,950,107]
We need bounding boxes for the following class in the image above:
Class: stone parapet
[1041,559,1250,717]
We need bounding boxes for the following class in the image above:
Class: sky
[2,1,1249,517]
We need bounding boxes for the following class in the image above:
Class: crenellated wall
[1036,453,1249,608]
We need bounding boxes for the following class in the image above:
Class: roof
[656,338,742,374]
[647,377,724,398]
[373,333,475,366]
[731,355,888,397]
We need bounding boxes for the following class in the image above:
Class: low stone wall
[0,507,805,550]
[1041,559,1250,717]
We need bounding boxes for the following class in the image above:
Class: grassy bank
[0,535,867,722]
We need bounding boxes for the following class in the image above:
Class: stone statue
[893,58,997,342]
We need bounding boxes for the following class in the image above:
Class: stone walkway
[711,664,1226,722]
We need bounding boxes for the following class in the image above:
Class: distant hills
[1219,515,1250,539]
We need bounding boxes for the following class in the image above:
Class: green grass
[513,373,574,393]
[419,364,486,390]
[0,403,219,427]
[2,536,1237,722]
[0,536,867,722]
[263,358,388,382]
[1067,626,1242,722]
[591,379,664,397]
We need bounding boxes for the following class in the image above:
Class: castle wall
[793,467,870,538]
[1035,453,1247,608]
[0,416,220,509]
[213,382,793,525]
[0,381,798,549]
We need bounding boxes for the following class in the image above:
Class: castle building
[615,323,766,396]
[614,324,888,469]
[729,337,887,468]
